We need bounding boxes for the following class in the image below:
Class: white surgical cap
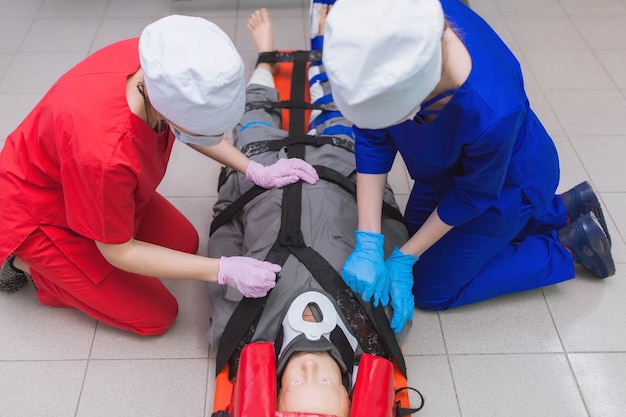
[139,15,245,136]
[323,0,445,129]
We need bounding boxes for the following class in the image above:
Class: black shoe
[558,212,615,278]
[561,181,611,246]
[0,254,27,293]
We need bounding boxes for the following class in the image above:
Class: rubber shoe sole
[562,181,611,247]
[558,212,615,278]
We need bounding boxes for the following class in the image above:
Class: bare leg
[13,256,30,274]
[319,4,329,36]
[247,8,278,74]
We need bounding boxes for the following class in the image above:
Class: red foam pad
[230,342,277,417]
[349,354,395,417]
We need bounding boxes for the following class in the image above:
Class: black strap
[278,186,305,248]
[245,99,336,112]
[239,134,354,158]
[209,185,265,236]
[256,50,322,65]
[272,49,308,250]
[211,165,405,238]
[330,327,355,391]
[314,165,406,226]
[275,49,308,247]
[395,387,425,416]
[288,50,308,139]
[217,135,355,190]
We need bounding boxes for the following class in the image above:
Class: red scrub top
[0,38,175,261]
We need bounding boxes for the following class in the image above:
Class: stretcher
[209,51,423,416]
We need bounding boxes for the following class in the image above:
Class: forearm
[356,172,388,233]
[400,207,453,258]
[96,239,220,282]
[187,140,250,175]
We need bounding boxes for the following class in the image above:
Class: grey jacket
[205,84,409,350]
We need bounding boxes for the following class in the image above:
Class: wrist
[217,257,229,285]
[391,246,419,263]
[354,230,385,253]
[245,160,260,178]
[355,230,384,241]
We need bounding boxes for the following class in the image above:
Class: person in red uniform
[0,15,318,336]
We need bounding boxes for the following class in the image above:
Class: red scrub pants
[14,194,199,336]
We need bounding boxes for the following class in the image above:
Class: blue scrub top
[354,0,560,234]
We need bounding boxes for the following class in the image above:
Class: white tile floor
[0,0,625,416]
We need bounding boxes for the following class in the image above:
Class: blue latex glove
[341,231,389,307]
[385,247,419,333]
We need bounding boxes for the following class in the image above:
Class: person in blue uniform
[322,0,615,332]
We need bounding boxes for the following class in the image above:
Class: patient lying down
[207,5,410,417]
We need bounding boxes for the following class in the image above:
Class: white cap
[323,0,445,129]
[139,15,245,136]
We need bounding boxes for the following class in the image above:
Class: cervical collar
[276,291,358,392]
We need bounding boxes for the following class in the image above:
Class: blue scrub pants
[406,195,576,310]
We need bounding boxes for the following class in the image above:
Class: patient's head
[277,351,351,417]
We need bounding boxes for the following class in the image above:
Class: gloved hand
[342,231,389,307]
[385,247,418,333]
[245,159,319,189]
[217,256,280,298]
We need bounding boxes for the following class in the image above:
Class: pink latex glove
[245,159,319,189]
[218,256,280,298]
